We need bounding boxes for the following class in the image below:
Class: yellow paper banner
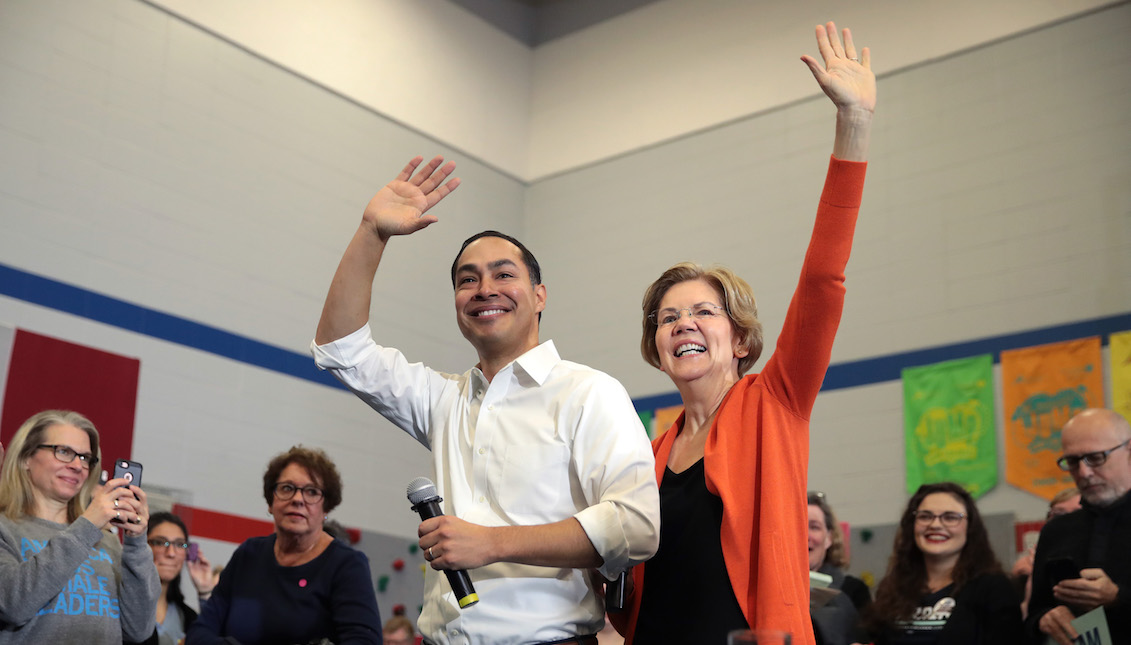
[1002,337,1103,500]
[1111,330,1131,426]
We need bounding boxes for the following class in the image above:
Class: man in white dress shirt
[311,156,660,645]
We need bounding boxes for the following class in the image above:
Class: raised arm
[314,156,460,344]
[801,22,876,161]
[760,23,873,414]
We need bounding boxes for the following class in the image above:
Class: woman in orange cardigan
[613,22,875,645]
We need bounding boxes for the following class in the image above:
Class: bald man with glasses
[1027,408,1131,645]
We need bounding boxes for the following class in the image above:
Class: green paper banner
[902,354,997,498]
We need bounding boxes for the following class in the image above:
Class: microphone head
[407,477,439,505]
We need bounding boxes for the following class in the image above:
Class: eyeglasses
[274,482,324,503]
[147,538,190,550]
[1057,439,1130,471]
[807,491,827,505]
[648,303,728,327]
[912,510,967,527]
[37,444,98,469]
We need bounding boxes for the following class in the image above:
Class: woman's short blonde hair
[641,262,764,376]
[0,410,101,522]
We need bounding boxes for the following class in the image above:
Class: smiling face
[453,236,546,364]
[913,492,968,565]
[150,521,188,584]
[25,423,91,507]
[808,504,833,571]
[654,279,745,387]
[269,462,326,538]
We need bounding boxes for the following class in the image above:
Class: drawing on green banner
[902,355,997,498]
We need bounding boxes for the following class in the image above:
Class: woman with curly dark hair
[859,482,1022,645]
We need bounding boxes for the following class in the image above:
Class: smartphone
[112,459,143,488]
[1045,556,1080,585]
[186,542,200,563]
[606,569,628,613]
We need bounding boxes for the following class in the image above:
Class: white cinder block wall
[1,0,1129,571]
[0,0,523,545]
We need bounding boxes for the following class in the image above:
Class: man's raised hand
[364,155,461,240]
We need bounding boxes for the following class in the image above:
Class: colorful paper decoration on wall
[1110,330,1131,425]
[637,410,653,438]
[1002,337,1103,500]
[902,354,997,497]
[652,405,683,440]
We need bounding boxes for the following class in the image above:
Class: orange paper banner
[653,405,684,441]
[1001,337,1103,500]
[1111,330,1131,426]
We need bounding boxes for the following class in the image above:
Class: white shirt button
[478,447,486,455]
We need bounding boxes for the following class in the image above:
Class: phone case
[112,459,143,487]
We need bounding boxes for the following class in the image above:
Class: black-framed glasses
[147,538,190,550]
[912,510,967,527]
[1057,439,1131,471]
[807,491,827,505]
[273,482,324,503]
[648,302,728,327]
[37,444,98,469]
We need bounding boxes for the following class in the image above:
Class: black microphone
[407,477,479,609]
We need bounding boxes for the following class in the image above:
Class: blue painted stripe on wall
[632,312,1131,411]
[3,263,1129,406]
[0,263,346,391]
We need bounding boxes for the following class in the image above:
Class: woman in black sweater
[858,483,1022,645]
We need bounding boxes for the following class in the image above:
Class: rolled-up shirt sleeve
[569,373,660,579]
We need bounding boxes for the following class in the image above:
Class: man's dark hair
[450,230,542,288]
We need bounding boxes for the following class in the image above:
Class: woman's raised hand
[187,550,218,597]
[801,22,876,115]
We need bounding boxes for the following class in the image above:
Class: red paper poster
[1,329,139,468]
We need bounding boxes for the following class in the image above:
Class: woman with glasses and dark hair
[613,22,875,645]
[859,482,1022,645]
[186,445,381,645]
[129,511,217,645]
[0,410,159,643]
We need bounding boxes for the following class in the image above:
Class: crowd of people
[0,19,1128,645]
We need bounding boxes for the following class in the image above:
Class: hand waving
[363,155,460,241]
[801,22,876,114]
